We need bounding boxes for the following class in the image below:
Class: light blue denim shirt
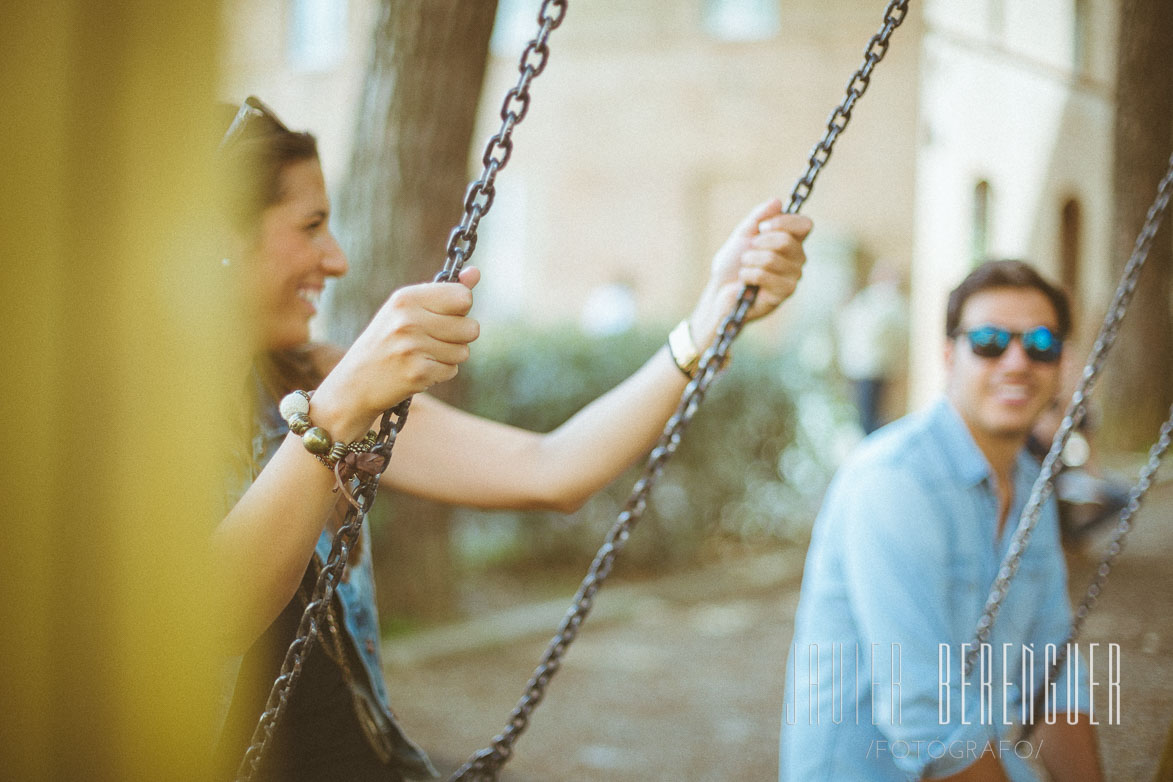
[780,397,1088,781]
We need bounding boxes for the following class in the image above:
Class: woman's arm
[211,435,351,651]
[382,347,697,512]
[212,272,481,650]
[386,200,811,512]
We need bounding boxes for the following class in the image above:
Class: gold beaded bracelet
[278,390,377,469]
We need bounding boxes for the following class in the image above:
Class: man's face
[945,286,1063,446]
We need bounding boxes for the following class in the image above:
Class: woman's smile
[249,158,347,349]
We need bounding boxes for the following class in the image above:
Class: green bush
[450,324,855,575]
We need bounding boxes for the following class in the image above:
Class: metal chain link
[962,150,1173,680]
[234,4,567,779]
[787,1,908,214]
[438,0,567,284]
[1067,406,1172,632]
[449,3,911,779]
[235,402,408,782]
[1017,402,1172,739]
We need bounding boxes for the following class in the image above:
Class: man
[781,261,1102,781]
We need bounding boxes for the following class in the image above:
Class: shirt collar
[928,396,993,487]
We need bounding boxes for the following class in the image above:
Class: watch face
[1061,431,1091,468]
[669,321,699,375]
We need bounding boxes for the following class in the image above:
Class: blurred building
[220,0,1147,407]
[218,0,379,185]
[469,0,921,343]
[910,0,1120,406]
[220,0,921,344]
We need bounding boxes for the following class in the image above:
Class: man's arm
[1037,717,1103,782]
[935,751,1010,781]
[1023,500,1102,781]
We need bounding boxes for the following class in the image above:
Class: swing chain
[449,3,911,779]
[1070,405,1172,629]
[1016,402,1173,738]
[440,0,567,284]
[963,150,1173,679]
[236,4,567,780]
[235,400,410,782]
[789,0,909,213]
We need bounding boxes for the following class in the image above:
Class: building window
[986,0,1004,40]
[972,180,992,264]
[1073,0,1090,71]
[287,0,348,72]
[702,0,781,42]
[1060,197,1082,302]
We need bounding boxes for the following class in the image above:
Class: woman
[213,97,811,780]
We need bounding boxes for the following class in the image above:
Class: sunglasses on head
[957,324,1063,363]
[218,95,289,151]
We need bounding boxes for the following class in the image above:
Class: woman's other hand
[688,199,811,348]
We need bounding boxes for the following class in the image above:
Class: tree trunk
[325,0,499,621]
[1101,0,1173,452]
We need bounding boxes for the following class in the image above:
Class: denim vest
[222,373,436,778]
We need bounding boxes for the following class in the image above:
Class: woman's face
[247,157,347,349]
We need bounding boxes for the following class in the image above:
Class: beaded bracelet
[278,390,377,469]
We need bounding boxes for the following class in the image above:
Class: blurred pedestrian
[835,258,907,433]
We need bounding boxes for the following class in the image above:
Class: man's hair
[945,259,1072,338]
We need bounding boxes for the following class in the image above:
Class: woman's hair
[216,101,319,234]
[216,101,332,395]
[945,259,1072,338]
[255,342,344,399]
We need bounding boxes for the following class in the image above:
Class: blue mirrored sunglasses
[959,324,1063,363]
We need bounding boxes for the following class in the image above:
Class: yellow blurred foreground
[2,4,240,780]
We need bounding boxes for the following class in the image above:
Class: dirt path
[383,482,1173,781]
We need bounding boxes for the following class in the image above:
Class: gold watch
[667,320,700,379]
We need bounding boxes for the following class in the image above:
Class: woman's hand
[311,267,481,441]
[688,199,811,349]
